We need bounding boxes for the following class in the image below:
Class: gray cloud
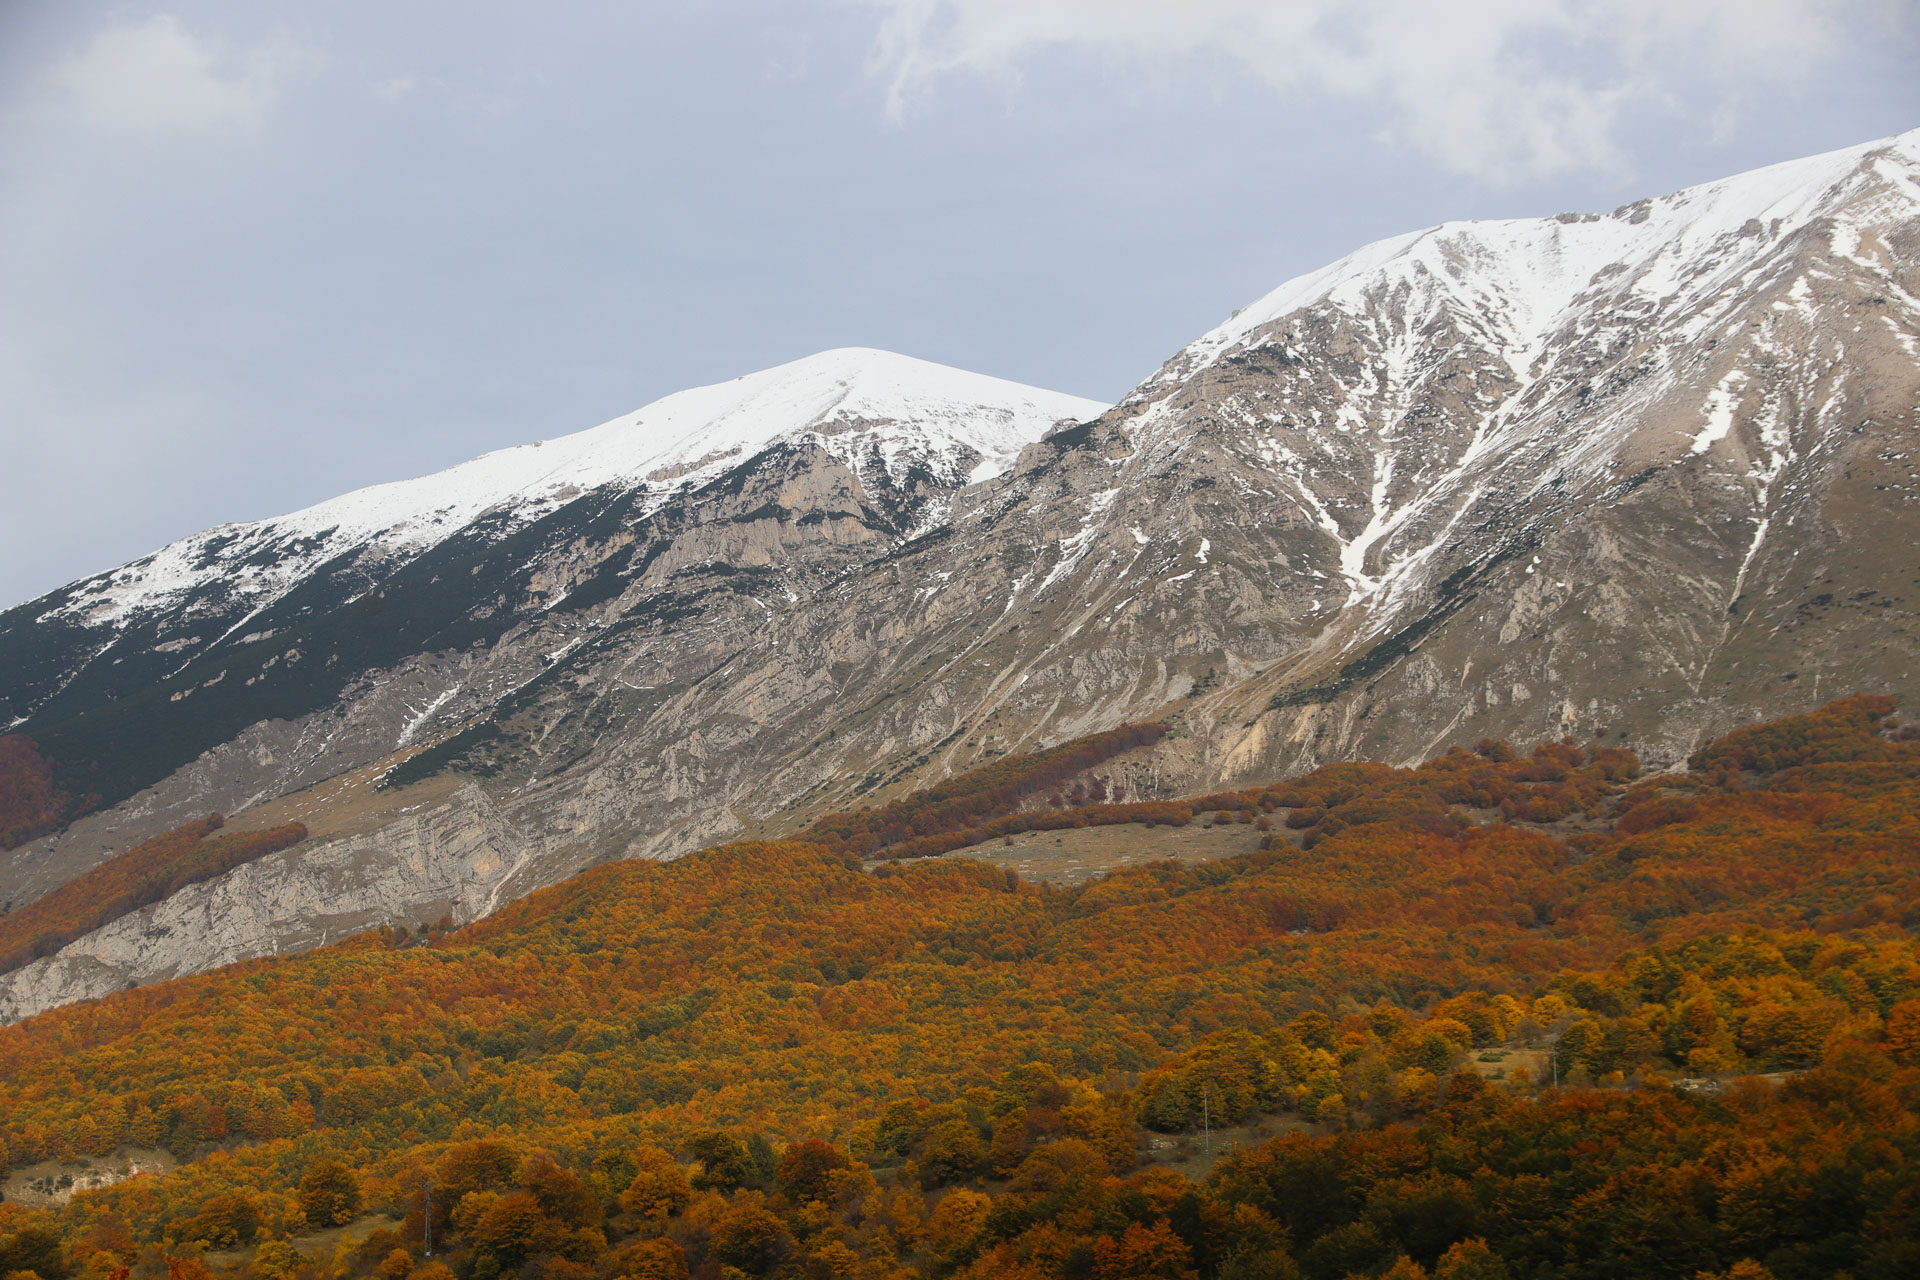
[38,13,285,133]
[859,0,1898,181]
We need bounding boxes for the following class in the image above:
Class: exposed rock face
[0,784,526,1022]
[1162,129,1920,773]
[2,130,1917,1020]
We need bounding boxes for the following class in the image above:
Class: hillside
[1,126,1916,1023]
[0,698,1915,1279]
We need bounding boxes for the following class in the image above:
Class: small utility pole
[424,1180,433,1257]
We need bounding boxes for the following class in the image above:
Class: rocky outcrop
[0,783,528,1022]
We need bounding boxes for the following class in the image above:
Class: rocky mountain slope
[0,347,1101,817]
[3,127,1917,1020]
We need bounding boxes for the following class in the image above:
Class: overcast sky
[3,1,1917,608]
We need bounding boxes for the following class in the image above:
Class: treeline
[0,817,308,974]
[1688,692,1902,779]
[873,697,1895,870]
[868,735,1644,864]
[802,721,1166,856]
[0,734,90,852]
[1185,736,1641,842]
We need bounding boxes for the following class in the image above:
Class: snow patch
[1885,317,1920,358]
[396,687,459,749]
[1038,489,1120,594]
[1154,127,1917,395]
[1693,370,1750,455]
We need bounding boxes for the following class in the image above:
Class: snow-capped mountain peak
[34,349,1105,632]
[1099,124,1920,630]
[1156,126,1920,393]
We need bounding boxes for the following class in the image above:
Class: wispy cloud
[854,0,1893,182]
[44,14,283,133]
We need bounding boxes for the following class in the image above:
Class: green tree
[918,1118,986,1187]
[682,1130,753,1192]
[707,1204,786,1273]
[299,1159,361,1228]
[178,1196,258,1249]
[987,1109,1032,1177]
[744,1132,779,1184]
[250,1241,310,1280]
[0,1225,69,1280]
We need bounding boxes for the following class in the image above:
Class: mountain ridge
[1162,126,1920,394]
[6,347,1103,692]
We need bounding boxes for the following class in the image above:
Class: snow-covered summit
[1156,126,1920,389]
[1092,125,1920,638]
[245,346,1103,549]
[39,348,1105,629]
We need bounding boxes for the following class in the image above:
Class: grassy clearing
[875,818,1272,885]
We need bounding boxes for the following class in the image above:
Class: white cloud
[47,14,278,133]
[854,0,1891,182]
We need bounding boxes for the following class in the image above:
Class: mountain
[0,350,1103,1014]
[2,128,1917,1020]
[7,345,1097,700]
[1001,124,1920,774]
[0,346,1103,801]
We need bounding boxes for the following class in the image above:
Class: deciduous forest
[0,698,1916,1280]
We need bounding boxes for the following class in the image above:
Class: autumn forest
[1,697,1918,1280]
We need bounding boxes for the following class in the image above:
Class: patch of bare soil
[226,757,465,845]
[1467,1045,1550,1084]
[205,1213,396,1268]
